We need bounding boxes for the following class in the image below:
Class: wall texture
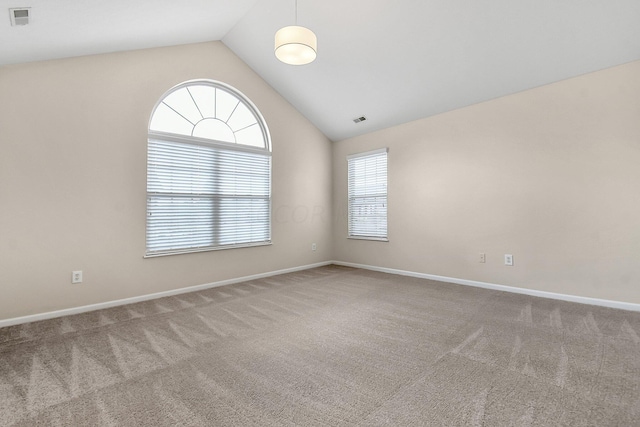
[333,60,640,304]
[0,42,333,319]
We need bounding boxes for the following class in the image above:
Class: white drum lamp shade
[275,25,317,65]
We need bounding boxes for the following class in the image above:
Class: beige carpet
[1,265,639,426]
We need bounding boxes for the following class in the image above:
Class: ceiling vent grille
[9,8,30,26]
[353,116,367,124]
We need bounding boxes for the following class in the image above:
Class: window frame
[347,147,389,242]
[145,79,272,258]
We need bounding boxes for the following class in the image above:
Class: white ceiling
[2,0,640,142]
[0,0,257,65]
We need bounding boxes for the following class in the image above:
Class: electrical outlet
[504,254,514,266]
[311,243,317,251]
[479,253,486,263]
[72,270,83,283]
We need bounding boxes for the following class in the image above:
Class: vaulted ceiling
[2,0,639,141]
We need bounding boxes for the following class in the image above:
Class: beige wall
[333,60,640,304]
[0,42,333,319]
[1,45,638,321]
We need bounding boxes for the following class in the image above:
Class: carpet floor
[1,265,639,426]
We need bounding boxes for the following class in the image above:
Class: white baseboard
[0,261,333,328]
[4,259,638,328]
[332,261,640,312]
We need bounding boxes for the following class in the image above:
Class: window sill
[144,241,272,258]
[347,236,389,242]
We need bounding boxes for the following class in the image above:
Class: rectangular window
[347,148,388,240]
[146,139,271,256]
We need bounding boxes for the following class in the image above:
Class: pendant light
[274,0,317,65]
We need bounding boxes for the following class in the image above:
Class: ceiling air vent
[9,8,30,26]
[353,116,367,124]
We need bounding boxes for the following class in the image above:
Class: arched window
[146,80,271,257]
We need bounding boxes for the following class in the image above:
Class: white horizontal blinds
[147,139,271,255]
[146,80,272,256]
[347,148,388,239]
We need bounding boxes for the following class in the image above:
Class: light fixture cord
[295,0,298,25]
